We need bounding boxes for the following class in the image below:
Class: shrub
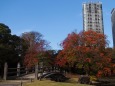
[78,75,90,84]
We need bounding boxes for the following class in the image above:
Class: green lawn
[23,78,94,86]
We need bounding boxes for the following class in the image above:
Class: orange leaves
[62,32,79,49]
[103,67,111,76]
[112,64,115,68]
[24,51,38,68]
[97,67,111,77]
[56,30,113,76]
[21,31,49,68]
[85,58,91,63]
[57,57,67,67]
[96,62,103,69]
[56,50,67,67]
[111,64,115,74]
[57,30,107,63]
[97,70,103,78]
[82,30,107,47]
[100,53,104,57]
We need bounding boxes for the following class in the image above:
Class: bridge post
[17,62,20,76]
[3,62,8,80]
[35,64,38,80]
[25,67,29,74]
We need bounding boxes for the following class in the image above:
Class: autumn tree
[37,50,58,71]
[21,31,49,68]
[57,30,113,76]
[42,50,57,67]
[112,48,115,59]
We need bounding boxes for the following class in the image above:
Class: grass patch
[90,76,97,81]
[24,78,94,86]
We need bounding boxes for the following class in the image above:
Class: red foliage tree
[56,30,113,76]
[21,31,49,68]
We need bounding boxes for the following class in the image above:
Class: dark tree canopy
[0,23,22,76]
[0,23,11,34]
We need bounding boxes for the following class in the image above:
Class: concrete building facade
[111,8,115,47]
[83,2,104,34]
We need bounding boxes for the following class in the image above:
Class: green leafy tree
[0,23,22,76]
[42,50,58,70]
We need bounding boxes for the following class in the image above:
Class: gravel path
[19,73,35,79]
[0,84,19,86]
[0,73,35,86]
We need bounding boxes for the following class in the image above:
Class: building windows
[111,8,115,47]
[83,2,104,34]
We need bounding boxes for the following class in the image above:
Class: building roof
[83,1,102,4]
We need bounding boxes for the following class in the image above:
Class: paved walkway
[0,79,32,86]
[0,84,19,86]
[19,73,35,79]
[0,73,35,86]
[0,81,20,86]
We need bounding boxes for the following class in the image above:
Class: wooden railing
[3,62,34,80]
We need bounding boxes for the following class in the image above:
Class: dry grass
[23,73,97,86]
[23,78,94,86]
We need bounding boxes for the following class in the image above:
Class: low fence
[3,62,34,80]
[3,62,63,81]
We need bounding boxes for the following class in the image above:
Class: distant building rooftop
[83,1,102,4]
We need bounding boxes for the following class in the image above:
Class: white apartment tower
[83,2,104,34]
[111,8,115,47]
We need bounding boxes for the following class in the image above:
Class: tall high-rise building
[83,2,104,34]
[111,8,115,47]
